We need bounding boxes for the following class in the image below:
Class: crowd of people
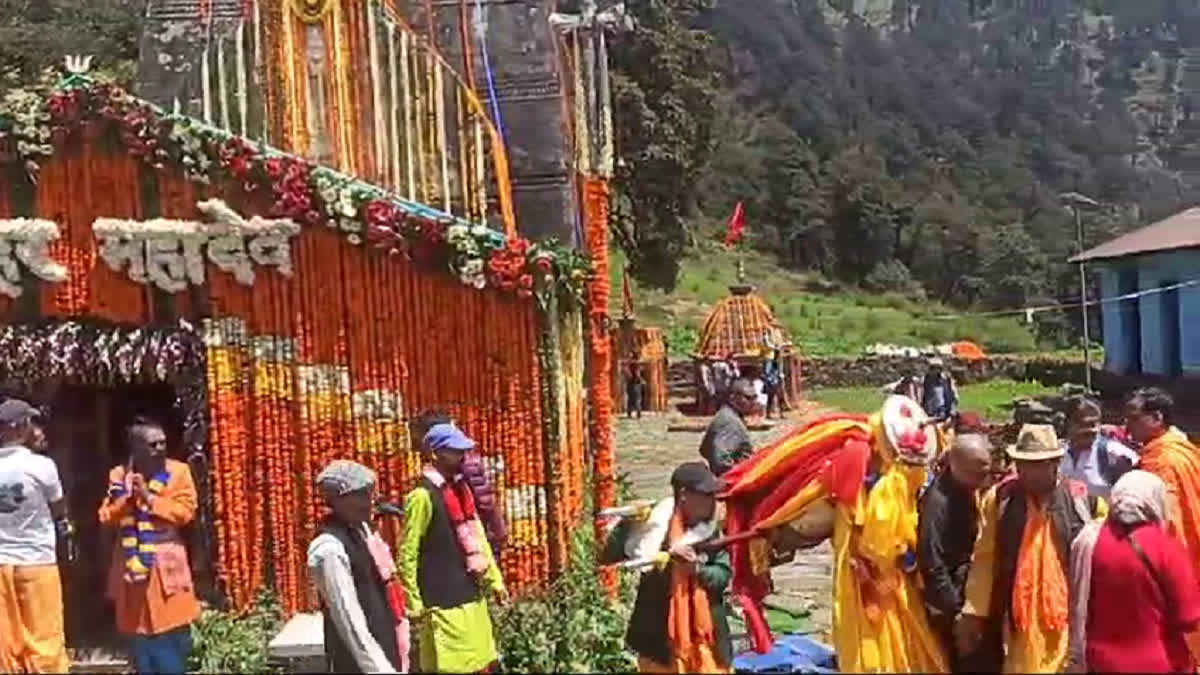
[4,375,1200,675]
[918,387,1200,673]
[609,385,1200,675]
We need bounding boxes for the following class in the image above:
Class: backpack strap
[1096,435,1111,482]
[1128,530,1172,614]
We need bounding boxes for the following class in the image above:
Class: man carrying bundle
[601,462,733,673]
[699,379,757,477]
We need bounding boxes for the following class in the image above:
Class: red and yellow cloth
[722,412,947,672]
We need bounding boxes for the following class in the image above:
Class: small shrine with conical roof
[611,316,669,414]
[693,261,802,413]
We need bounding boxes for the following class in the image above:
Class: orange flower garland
[1,122,590,613]
[583,177,617,593]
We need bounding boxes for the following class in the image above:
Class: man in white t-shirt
[0,398,70,673]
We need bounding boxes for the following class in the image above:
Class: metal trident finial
[64,55,94,75]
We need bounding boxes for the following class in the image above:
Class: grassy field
[609,242,1041,357]
[809,378,1057,421]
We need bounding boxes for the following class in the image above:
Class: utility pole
[1060,191,1101,392]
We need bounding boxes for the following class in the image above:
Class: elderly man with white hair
[307,460,408,674]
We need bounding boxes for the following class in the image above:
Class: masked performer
[721,395,947,673]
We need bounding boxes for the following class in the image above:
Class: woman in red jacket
[1069,470,1200,672]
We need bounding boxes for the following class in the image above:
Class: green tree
[609,0,719,290]
[0,0,140,85]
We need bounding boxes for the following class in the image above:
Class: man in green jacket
[400,423,507,673]
[602,462,733,673]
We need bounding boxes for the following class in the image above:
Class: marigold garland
[0,76,594,614]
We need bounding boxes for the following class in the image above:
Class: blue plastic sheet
[733,633,837,674]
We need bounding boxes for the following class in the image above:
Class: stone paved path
[614,400,835,639]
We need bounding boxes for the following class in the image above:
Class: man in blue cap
[400,423,507,673]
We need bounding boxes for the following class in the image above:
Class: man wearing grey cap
[0,398,70,673]
[307,460,407,673]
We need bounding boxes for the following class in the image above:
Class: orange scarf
[1140,428,1200,570]
[1011,496,1069,632]
[666,509,718,669]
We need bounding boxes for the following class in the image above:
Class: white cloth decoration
[623,497,716,567]
[93,198,301,291]
[0,218,69,298]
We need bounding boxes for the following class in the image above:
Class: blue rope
[474,0,507,146]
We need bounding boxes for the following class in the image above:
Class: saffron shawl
[1139,428,1200,573]
[108,466,172,583]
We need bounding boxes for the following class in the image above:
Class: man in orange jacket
[98,417,200,675]
[1125,388,1200,569]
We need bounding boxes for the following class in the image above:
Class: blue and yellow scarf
[109,467,171,583]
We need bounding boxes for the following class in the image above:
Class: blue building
[1072,208,1200,377]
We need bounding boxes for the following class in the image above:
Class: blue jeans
[129,626,193,674]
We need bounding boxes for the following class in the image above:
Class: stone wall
[667,354,1090,393]
[798,355,1090,389]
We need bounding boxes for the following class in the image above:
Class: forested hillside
[612,0,1197,344]
[1,0,1194,348]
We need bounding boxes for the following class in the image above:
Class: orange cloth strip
[0,564,70,674]
[666,509,715,658]
[1011,497,1069,632]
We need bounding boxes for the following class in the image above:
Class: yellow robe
[771,466,946,672]
[962,488,1107,674]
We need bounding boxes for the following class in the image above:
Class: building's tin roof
[1071,207,1200,263]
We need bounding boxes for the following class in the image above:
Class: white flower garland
[93,198,300,292]
[0,218,69,298]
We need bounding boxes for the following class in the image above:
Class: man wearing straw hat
[308,460,407,673]
[955,424,1106,673]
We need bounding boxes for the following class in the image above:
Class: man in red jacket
[411,411,508,557]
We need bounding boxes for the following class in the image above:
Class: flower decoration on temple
[0,218,70,297]
[0,76,592,305]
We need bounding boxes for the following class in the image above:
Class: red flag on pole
[621,268,635,317]
[724,201,747,248]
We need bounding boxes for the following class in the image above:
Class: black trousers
[625,382,645,416]
[930,612,998,673]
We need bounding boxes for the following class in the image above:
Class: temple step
[69,646,130,674]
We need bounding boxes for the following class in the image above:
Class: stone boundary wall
[667,354,1089,393]
[799,355,1089,389]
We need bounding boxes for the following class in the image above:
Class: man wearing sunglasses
[98,416,200,674]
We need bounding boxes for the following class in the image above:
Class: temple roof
[695,285,792,359]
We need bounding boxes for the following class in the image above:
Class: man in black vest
[400,423,506,673]
[307,459,404,673]
[600,462,733,672]
[954,424,1103,673]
